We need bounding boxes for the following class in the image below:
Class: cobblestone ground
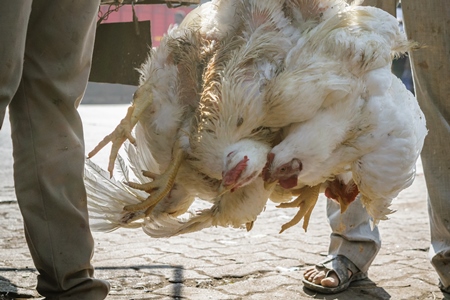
[0,105,446,299]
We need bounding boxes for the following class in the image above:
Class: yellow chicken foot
[87,88,153,177]
[120,210,146,224]
[87,106,137,177]
[300,202,316,232]
[123,169,160,195]
[123,145,185,212]
[277,184,321,233]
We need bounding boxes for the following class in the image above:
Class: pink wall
[98,4,193,47]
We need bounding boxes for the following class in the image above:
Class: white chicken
[86,24,217,230]
[262,2,427,230]
[87,0,299,236]
[86,0,427,237]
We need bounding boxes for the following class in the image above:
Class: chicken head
[262,152,302,189]
[220,139,271,193]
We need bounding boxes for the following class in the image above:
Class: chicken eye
[280,167,286,172]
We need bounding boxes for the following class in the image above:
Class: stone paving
[0,105,447,299]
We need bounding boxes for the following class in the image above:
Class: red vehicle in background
[87,1,204,102]
[98,2,199,47]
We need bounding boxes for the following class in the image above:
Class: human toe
[320,271,340,288]
[304,268,326,284]
[303,268,318,279]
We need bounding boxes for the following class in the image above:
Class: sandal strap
[316,255,361,285]
[439,281,450,294]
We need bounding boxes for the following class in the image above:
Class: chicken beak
[217,183,232,197]
[263,180,278,191]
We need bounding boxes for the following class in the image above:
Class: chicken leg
[123,143,185,213]
[87,87,152,177]
[277,184,321,233]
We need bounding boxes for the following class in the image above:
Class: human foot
[303,265,351,288]
[302,255,367,294]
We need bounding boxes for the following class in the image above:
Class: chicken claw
[87,106,137,177]
[245,221,254,231]
[119,204,156,224]
[123,145,185,213]
[277,184,321,233]
[120,210,146,224]
[88,83,154,177]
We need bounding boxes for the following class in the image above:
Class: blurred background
[85,0,209,104]
[84,0,413,105]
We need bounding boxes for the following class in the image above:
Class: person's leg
[0,3,30,129]
[303,0,402,292]
[402,0,450,292]
[304,197,381,289]
[327,198,381,273]
[8,0,109,298]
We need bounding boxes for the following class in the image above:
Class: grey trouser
[0,1,109,298]
[330,0,450,288]
[402,0,450,288]
[327,197,381,274]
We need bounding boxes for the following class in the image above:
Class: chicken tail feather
[84,157,148,232]
[141,210,213,238]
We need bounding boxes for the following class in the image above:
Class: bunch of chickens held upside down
[85,0,427,238]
